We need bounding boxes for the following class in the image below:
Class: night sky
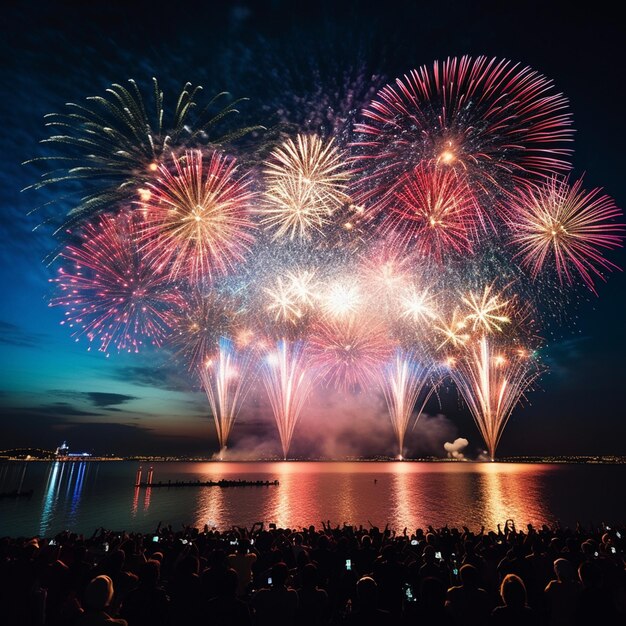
[1,0,625,458]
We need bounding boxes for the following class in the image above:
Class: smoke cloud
[444,437,469,459]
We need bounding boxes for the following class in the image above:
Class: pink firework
[351,56,573,210]
[140,149,256,283]
[390,164,478,260]
[507,176,624,293]
[51,213,182,354]
[309,317,394,391]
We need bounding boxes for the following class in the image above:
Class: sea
[1,461,625,537]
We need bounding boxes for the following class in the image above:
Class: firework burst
[140,150,256,283]
[351,55,573,210]
[390,165,478,259]
[461,284,511,334]
[309,317,393,391]
[261,134,350,240]
[26,79,260,227]
[51,213,181,354]
[507,176,624,292]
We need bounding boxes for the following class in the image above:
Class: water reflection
[39,461,90,535]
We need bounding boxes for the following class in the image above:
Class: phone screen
[403,583,416,602]
[435,551,442,560]
[267,577,273,585]
[153,536,159,543]
[345,559,351,571]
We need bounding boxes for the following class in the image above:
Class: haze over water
[2,461,625,538]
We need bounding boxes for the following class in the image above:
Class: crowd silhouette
[1,519,624,625]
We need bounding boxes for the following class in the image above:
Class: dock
[136,479,279,489]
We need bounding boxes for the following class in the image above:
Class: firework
[461,284,511,334]
[171,290,245,371]
[140,150,256,283]
[379,351,433,458]
[507,176,624,292]
[400,285,439,325]
[390,165,478,259]
[262,339,313,459]
[199,338,254,458]
[448,336,541,460]
[261,135,350,240]
[320,280,361,319]
[434,308,471,351]
[51,213,181,354]
[351,56,572,210]
[26,79,260,227]
[264,276,305,324]
[309,317,393,391]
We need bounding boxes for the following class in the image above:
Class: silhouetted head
[500,574,527,609]
[301,563,318,588]
[460,564,479,587]
[553,558,574,583]
[140,559,160,587]
[271,562,289,587]
[83,575,114,612]
[420,576,445,609]
[423,545,436,564]
[356,576,377,608]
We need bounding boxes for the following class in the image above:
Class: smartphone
[180,539,189,545]
[103,542,109,552]
[594,551,599,557]
[250,539,255,545]
[403,582,416,602]
[611,547,616,554]
[453,567,459,576]
[345,559,352,571]
[230,540,238,546]
[49,539,57,546]
[410,539,418,546]
[616,532,622,539]
[267,577,273,586]
[435,551,442,561]
[152,535,159,543]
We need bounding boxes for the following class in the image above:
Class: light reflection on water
[1,461,625,537]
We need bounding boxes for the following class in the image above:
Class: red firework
[507,176,624,293]
[351,55,573,211]
[140,149,256,283]
[389,164,478,260]
[309,317,394,391]
[51,213,183,354]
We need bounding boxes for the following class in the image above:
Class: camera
[345,559,352,571]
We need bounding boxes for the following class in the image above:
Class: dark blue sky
[1,0,625,457]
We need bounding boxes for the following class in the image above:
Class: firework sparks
[261,134,350,240]
[199,338,254,457]
[262,339,313,459]
[434,308,471,350]
[321,280,361,319]
[309,317,393,391]
[507,176,624,292]
[461,284,511,334]
[379,351,433,458]
[351,55,573,210]
[26,79,260,227]
[400,285,439,325]
[51,213,181,354]
[448,336,541,460]
[140,150,256,283]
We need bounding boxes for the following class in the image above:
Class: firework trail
[262,339,313,459]
[507,175,624,293]
[50,213,182,354]
[461,284,512,334]
[448,336,541,460]
[351,55,573,211]
[378,350,433,458]
[26,79,260,227]
[198,338,254,458]
[140,150,256,283]
[309,317,394,391]
[261,134,350,240]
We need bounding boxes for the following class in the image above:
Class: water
[1,461,625,537]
